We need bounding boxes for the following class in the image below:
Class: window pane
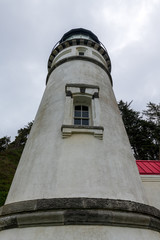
[82,119,89,126]
[75,105,81,110]
[74,118,81,125]
[79,52,84,56]
[82,106,88,111]
[74,105,89,126]
[82,111,89,117]
[75,110,81,117]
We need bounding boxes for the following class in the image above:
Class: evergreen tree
[10,122,33,149]
[0,136,11,152]
[143,102,160,125]
[118,101,159,160]
[118,100,142,159]
[143,102,160,159]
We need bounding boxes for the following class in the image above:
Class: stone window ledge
[61,125,104,140]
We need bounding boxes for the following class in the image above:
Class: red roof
[136,160,160,175]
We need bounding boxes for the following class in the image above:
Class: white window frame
[61,84,104,139]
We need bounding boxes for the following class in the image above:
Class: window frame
[62,83,104,139]
[76,47,87,56]
[73,94,92,126]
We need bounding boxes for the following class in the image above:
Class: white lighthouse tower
[0,28,159,239]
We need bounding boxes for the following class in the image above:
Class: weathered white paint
[6,51,147,204]
[141,175,160,210]
[0,226,159,240]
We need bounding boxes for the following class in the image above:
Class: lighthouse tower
[0,28,159,239]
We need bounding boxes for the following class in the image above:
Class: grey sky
[0,0,160,140]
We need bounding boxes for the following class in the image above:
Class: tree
[143,102,160,159]
[10,122,33,149]
[118,100,142,159]
[0,136,11,152]
[143,102,160,125]
[118,101,159,160]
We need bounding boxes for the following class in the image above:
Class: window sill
[61,125,104,140]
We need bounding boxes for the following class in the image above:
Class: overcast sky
[0,0,160,140]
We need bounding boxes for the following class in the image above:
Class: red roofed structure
[136,160,160,175]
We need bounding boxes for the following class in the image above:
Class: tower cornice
[48,38,111,73]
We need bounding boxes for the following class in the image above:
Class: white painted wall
[0,226,159,240]
[141,176,160,210]
[6,49,147,204]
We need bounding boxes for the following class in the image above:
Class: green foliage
[143,102,160,159]
[0,136,11,152]
[118,101,160,160]
[10,122,33,149]
[143,102,160,125]
[0,122,33,206]
[0,147,23,206]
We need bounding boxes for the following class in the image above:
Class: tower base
[0,198,160,239]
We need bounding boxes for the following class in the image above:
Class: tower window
[74,105,89,126]
[79,52,84,56]
[76,47,87,56]
[62,84,103,139]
